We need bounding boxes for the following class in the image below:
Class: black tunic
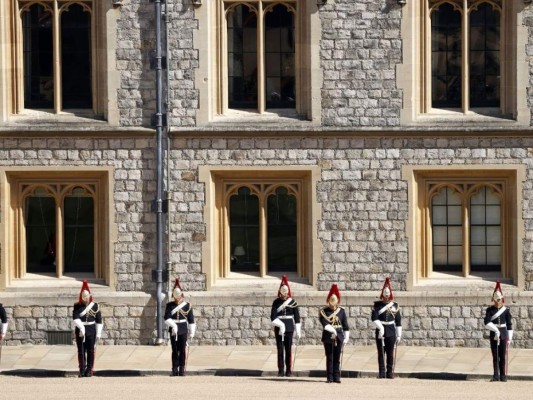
[371,300,401,338]
[164,301,194,335]
[271,297,300,332]
[484,305,513,341]
[72,302,102,332]
[0,303,7,324]
[319,306,349,343]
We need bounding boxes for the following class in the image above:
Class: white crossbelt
[83,321,95,326]
[381,321,395,325]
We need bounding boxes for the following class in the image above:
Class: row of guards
[0,278,512,382]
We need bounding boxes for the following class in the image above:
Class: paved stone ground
[2,344,533,380]
[1,376,533,400]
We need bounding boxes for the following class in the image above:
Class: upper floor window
[398,1,529,123]
[431,1,500,110]
[0,0,114,120]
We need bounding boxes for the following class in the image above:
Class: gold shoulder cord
[320,308,341,325]
[179,303,191,317]
[88,303,99,318]
[287,300,298,308]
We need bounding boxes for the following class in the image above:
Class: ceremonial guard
[319,284,349,383]
[484,281,513,382]
[271,275,301,377]
[72,280,103,377]
[371,277,401,379]
[164,278,195,376]
[0,303,8,342]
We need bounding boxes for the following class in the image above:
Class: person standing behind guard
[72,280,103,377]
[164,278,196,376]
[319,283,349,383]
[371,277,402,379]
[484,281,513,382]
[271,275,301,377]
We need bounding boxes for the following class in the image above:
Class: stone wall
[3,292,533,347]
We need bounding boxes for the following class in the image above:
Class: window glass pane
[22,4,53,109]
[61,4,92,108]
[470,226,486,245]
[264,5,295,109]
[432,189,447,205]
[433,245,448,265]
[229,187,260,272]
[267,187,297,272]
[486,189,500,204]
[448,226,463,245]
[470,205,485,224]
[471,246,486,265]
[433,226,447,245]
[25,195,56,273]
[469,3,500,107]
[487,246,501,265]
[486,226,501,246]
[432,205,447,225]
[64,196,94,273]
[486,205,500,224]
[448,205,462,224]
[431,3,461,108]
[228,5,257,109]
[448,246,463,265]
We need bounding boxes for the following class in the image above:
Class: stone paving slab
[1,344,533,380]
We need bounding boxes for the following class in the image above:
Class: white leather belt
[381,321,395,325]
[496,324,507,328]
[82,321,95,326]
[176,320,187,323]
[279,316,294,320]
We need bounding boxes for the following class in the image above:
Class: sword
[291,337,299,372]
[0,340,3,365]
[505,339,509,378]
[392,341,398,374]
[381,337,386,372]
[185,337,191,374]
[339,342,345,379]
[495,336,500,381]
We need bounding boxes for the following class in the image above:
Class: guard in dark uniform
[371,277,402,379]
[319,284,349,383]
[73,280,103,377]
[0,303,8,342]
[271,275,301,377]
[164,278,195,376]
[484,281,513,382]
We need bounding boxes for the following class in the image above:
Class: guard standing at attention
[319,283,349,383]
[371,277,402,379]
[72,280,103,377]
[271,274,301,377]
[484,281,513,382]
[164,278,196,376]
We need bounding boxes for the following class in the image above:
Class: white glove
[189,323,196,339]
[73,319,85,337]
[295,323,301,340]
[1,322,7,336]
[96,323,103,340]
[165,318,178,336]
[272,318,286,336]
[324,324,336,336]
[395,326,402,344]
[372,320,385,339]
[508,330,513,344]
[343,331,350,344]
[486,322,500,341]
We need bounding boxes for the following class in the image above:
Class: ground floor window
[199,167,321,289]
[0,169,114,288]
[404,166,524,288]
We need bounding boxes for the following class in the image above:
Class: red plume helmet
[78,280,92,303]
[492,280,504,303]
[278,274,292,297]
[380,277,394,301]
[327,283,341,304]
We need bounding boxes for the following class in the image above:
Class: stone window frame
[403,165,525,290]
[398,0,530,124]
[194,0,322,124]
[0,168,116,290]
[198,166,321,289]
[0,0,119,122]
